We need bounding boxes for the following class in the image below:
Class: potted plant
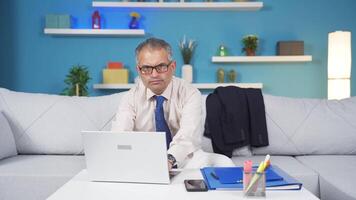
[62,64,91,96]
[179,36,197,83]
[242,34,259,56]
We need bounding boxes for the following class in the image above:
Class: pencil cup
[243,171,266,197]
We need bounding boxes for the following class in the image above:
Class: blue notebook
[200,165,302,190]
[214,166,283,184]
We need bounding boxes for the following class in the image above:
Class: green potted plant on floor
[62,64,91,96]
[242,34,259,56]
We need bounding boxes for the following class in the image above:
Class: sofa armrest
[0,111,17,160]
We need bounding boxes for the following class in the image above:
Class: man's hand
[168,161,173,171]
[167,154,177,171]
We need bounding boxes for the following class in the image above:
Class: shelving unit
[92,1,263,11]
[93,83,263,90]
[212,55,313,63]
[44,28,145,36]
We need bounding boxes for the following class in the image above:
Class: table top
[47,169,319,200]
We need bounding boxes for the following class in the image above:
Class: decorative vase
[129,17,139,29]
[218,45,228,56]
[92,11,101,29]
[228,70,237,83]
[217,68,225,83]
[182,64,193,83]
[245,48,256,56]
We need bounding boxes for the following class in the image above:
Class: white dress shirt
[111,76,203,166]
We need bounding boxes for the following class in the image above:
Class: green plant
[242,34,259,53]
[179,36,197,65]
[62,64,91,96]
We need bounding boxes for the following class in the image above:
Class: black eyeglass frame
[138,61,173,75]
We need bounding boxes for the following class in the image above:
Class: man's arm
[111,91,135,131]
[167,90,203,167]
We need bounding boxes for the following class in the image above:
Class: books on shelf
[200,165,302,190]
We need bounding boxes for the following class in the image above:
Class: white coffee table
[47,169,319,200]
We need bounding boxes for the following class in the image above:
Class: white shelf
[93,83,263,90]
[192,83,262,89]
[212,55,313,63]
[44,28,145,36]
[94,84,135,89]
[92,1,263,11]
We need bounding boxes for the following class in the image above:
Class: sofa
[1,87,356,200]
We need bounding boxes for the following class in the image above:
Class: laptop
[81,131,170,184]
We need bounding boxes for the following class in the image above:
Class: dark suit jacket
[204,86,269,157]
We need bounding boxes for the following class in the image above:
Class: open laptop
[81,131,170,184]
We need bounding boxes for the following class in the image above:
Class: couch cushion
[253,95,356,156]
[296,155,356,200]
[0,88,125,154]
[0,111,17,160]
[0,155,85,200]
[231,155,320,197]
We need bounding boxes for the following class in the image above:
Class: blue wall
[1,0,355,98]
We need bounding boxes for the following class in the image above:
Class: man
[111,37,232,170]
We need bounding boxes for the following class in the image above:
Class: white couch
[1,87,356,200]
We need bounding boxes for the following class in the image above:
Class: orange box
[108,62,123,69]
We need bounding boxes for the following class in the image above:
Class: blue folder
[214,166,283,184]
[200,165,302,190]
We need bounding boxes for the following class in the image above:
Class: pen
[210,172,219,180]
[243,160,253,188]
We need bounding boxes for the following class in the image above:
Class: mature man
[111,37,233,170]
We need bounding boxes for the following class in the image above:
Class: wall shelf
[93,83,263,90]
[92,1,263,11]
[44,28,145,36]
[212,55,313,63]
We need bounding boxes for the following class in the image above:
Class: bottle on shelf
[92,11,101,29]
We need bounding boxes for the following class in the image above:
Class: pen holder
[243,171,266,197]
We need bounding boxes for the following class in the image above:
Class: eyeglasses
[138,61,172,75]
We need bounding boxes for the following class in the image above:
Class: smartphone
[184,179,208,192]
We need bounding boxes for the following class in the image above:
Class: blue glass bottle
[129,17,139,29]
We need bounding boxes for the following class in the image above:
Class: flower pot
[182,64,193,83]
[245,48,256,56]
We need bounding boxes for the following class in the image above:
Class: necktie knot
[155,95,165,108]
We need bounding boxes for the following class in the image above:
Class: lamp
[328,31,352,100]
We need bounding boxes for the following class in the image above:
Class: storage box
[45,14,58,28]
[45,14,72,28]
[276,41,304,55]
[103,69,129,84]
[108,62,123,69]
[58,15,72,28]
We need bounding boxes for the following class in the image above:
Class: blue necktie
[155,96,172,149]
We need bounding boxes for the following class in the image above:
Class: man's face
[137,47,176,95]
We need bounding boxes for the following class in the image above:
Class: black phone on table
[184,179,208,192]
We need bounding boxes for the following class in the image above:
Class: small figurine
[92,10,101,29]
[228,69,237,83]
[129,12,141,29]
[218,45,228,56]
[217,68,225,83]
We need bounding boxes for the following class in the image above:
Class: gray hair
[135,37,173,63]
